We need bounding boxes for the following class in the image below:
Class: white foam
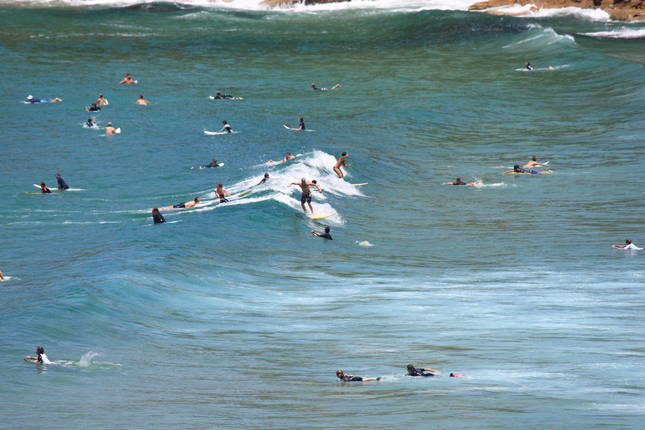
[484,4,609,21]
[579,28,645,39]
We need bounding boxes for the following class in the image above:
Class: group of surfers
[442,156,551,186]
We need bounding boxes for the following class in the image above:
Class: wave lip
[578,28,645,39]
[475,3,610,21]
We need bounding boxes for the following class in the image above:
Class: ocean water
[1,1,644,428]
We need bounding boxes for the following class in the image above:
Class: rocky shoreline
[260,0,644,21]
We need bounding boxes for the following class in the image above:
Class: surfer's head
[27,95,33,100]
[626,239,632,245]
[55,173,61,179]
[40,182,46,187]
[107,122,113,126]
[222,120,228,124]
[36,346,44,354]
[301,178,307,185]
[513,165,521,171]
[532,156,537,161]
[311,180,317,184]
[324,226,330,234]
[336,370,344,379]
[455,177,461,182]
[342,152,347,156]
[264,173,269,178]
[407,364,415,373]
[299,117,304,122]
[194,197,200,203]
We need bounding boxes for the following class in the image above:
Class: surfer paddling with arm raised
[611,239,643,250]
[289,178,322,213]
[160,197,200,210]
[333,152,351,178]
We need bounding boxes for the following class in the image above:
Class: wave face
[2,3,645,430]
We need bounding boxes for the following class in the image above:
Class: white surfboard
[283,124,313,132]
[209,96,244,100]
[0,276,11,282]
[204,130,238,135]
[33,184,83,192]
[191,163,225,169]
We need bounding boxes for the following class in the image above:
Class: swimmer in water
[523,156,548,168]
[105,122,118,135]
[289,178,322,213]
[119,73,137,85]
[55,173,69,191]
[311,83,341,91]
[25,346,53,364]
[151,208,165,224]
[135,95,149,106]
[406,364,440,377]
[39,182,51,194]
[220,120,233,133]
[96,94,109,106]
[441,177,474,186]
[333,152,351,178]
[312,226,333,240]
[85,103,101,112]
[161,197,200,210]
[336,370,380,382]
[215,183,230,203]
[257,173,270,186]
[611,239,643,250]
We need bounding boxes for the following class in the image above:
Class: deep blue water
[1,2,644,428]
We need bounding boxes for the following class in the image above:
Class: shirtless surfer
[161,197,200,210]
[214,184,230,203]
[333,152,351,178]
[311,83,341,91]
[96,94,109,106]
[105,122,118,135]
[611,239,643,250]
[289,178,322,213]
[135,95,149,105]
[523,156,548,168]
[267,152,296,165]
[336,370,379,382]
[119,73,137,85]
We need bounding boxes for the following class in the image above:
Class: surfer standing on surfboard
[333,152,351,178]
[289,178,322,213]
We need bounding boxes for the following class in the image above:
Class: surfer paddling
[442,177,475,186]
[105,122,118,135]
[289,178,322,213]
[504,165,551,175]
[406,364,440,377]
[119,73,137,84]
[25,95,62,103]
[267,152,296,165]
[55,173,69,190]
[135,95,149,106]
[39,182,51,194]
[161,197,200,210]
[212,91,237,100]
[312,226,333,240]
[523,156,548,168]
[198,160,220,169]
[96,94,109,106]
[25,346,53,364]
[333,152,351,178]
[85,103,100,112]
[311,83,341,91]
[336,370,380,382]
[151,208,165,224]
[215,184,230,203]
[611,239,643,250]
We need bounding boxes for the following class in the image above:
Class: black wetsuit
[152,211,165,224]
[408,369,435,377]
[204,162,219,168]
[87,105,100,112]
[173,203,186,208]
[41,187,51,194]
[341,375,364,382]
[453,180,467,185]
[317,233,333,240]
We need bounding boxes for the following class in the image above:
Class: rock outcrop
[468,0,644,21]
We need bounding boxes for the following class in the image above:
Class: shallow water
[1,1,644,428]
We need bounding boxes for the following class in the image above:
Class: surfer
[135,95,149,106]
[39,182,51,194]
[442,177,473,186]
[524,62,534,71]
[257,173,270,186]
[406,364,440,377]
[336,370,380,382]
[312,226,333,240]
[215,184,230,203]
[151,208,165,224]
[505,165,551,175]
[85,103,100,112]
[85,117,97,128]
[105,122,118,135]
[25,95,61,103]
[213,91,233,100]
[119,73,137,84]
[297,117,305,131]
[201,159,220,169]
[25,346,53,364]
[55,173,69,190]
[267,152,296,165]
[333,152,351,178]
[523,156,548,168]
[0,270,4,281]
[289,178,322,213]
[311,83,341,91]
[611,239,643,250]
[221,120,233,134]
[161,197,200,210]
[96,94,109,106]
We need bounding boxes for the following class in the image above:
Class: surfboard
[204,130,237,135]
[351,183,368,186]
[0,276,11,282]
[283,125,313,132]
[236,190,253,198]
[32,184,83,192]
[209,96,244,100]
[503,170,552,175]
[191,163,225,170]
[308,212,334,220]
[115,128,121,134]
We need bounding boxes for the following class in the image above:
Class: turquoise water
[1,2,644,428]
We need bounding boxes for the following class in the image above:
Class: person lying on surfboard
[333,152,351,178]
[336,369,380,382]
[504,165,551,175]
[311,83,341,91]
[611,239,643,250]
[200,159,220,169]
[289,178,322,213]
[406,364,440,377]
[119,73,137,85]
[160,197,200,210]
[85,103,101,112]
[213,91,234,100]
[523,156,548,168]
[215,184,230,203]
[25,346,53,364]
[312,226,333,240]
[441,177,474,186]
[39,182,51,194]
